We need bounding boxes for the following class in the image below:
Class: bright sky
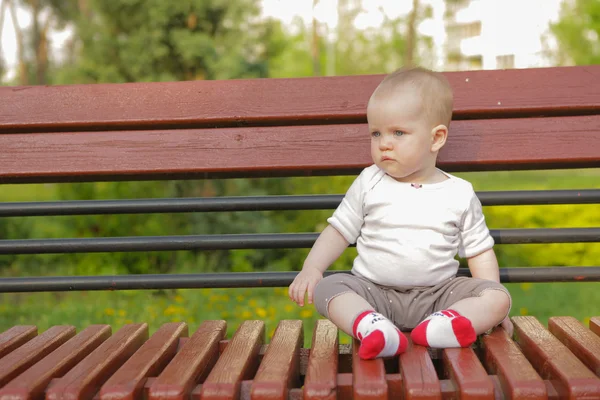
[1,0,564,80]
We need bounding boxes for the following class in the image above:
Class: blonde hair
[371,66,454,127]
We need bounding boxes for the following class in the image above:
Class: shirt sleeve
[458,192,495,258]
[327,171,367,244]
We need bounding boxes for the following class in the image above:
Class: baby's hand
[289,267,323,306]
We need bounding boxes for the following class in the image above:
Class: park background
[0,0,598,344]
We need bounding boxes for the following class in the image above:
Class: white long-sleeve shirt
[327,165,494,287]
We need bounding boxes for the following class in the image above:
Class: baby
[289,66,512,359]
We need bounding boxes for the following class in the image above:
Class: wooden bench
[0,65,599,400]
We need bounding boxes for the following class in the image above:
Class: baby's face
[367,90,436,183]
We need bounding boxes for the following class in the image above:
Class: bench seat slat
[45,324,148,400]
[0,66,598,133]
[304,320,339,400]
[399,340,442,399]
[200,320,264,400]
[250,320,303,400]
[442,347,495,400]
[548,317,600,377]
[1,115,599,183]
[100,322,188,400]
[148,320,225,400]
[0,326,75,387]
[512,316,600,398]
[351,339,388,400]
[0,325,110,400]
[0,326,37,359]
[480,327,546,399]
[590,317,600,337]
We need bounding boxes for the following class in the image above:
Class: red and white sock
[410,309,476,348]
[352,310,408,359]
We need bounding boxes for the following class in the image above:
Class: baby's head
[367,66,454,183]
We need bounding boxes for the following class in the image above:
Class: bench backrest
[0,65,599,292]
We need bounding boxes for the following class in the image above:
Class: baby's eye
[371,131,381,138]
[394,130,405,137]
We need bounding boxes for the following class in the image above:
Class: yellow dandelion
[519,283,532,291]
[118,309,126,317]
[519,307,529,316]
[242,311,253,319]
[300,309,313,318]
[249,299,257,307]
[104,308,115,316]
[237,295,245,302]
[284,305,294,313]
[175,295,184,304]
[584,317,591,326]
[256,308,267,318]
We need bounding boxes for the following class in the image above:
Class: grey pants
[314,272,511,330]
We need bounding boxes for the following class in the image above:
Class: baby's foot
[352,310,407,359]
[410,309,476,348]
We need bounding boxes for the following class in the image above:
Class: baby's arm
[288,224,349,306]
[466,248,499,282]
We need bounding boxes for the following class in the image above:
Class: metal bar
[0,228,598,255]
[0,267,599,293]
[0,190,599,217]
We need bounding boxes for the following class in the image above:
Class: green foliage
[549,0,600,65]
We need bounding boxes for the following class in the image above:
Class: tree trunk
[404,0,419,67]
[311,0,320,76]
[7,0,27,85]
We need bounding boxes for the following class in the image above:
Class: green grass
[0,169,599,341]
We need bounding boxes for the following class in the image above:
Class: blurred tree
[549,0,600,65]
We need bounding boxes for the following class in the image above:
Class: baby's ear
[430,125,448,152]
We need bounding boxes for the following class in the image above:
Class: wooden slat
[480,327,546,399]
[512,316,600,398]
[0,115,598,183]
[0,325,110,400]
[351,338,388,400]
[442,348,494,400]
[0,325,75,386]
[250,320,303,400]
[0,66,598,132]
[148,320,226,400]
[549,316,600,376]
[0,326,37,359]
[399,340,442,399]
[591,317,600,337]
[46,323,148,400]
[99,322,188,400]
[304,320,339,400]
[200,320,265,400]
[386,374,402,399]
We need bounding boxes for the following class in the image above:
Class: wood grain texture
[442,347,495,400]
[351,339,388,400]
[200,320,265,400]
[250,320,303,400]
[399,341,442,400]
[0,326,37,359]
[45,323,148,400]
[0,66,598,132]
[0,326,75,386]
[304,320,339,400]
[0,325,110,400]
[512,316,600,399]
[549,317,600,377]
[0,115,598,183]
[100,323,188,400]
[148,320,226,400]
[591,317,600,337]
[480,327,546,399]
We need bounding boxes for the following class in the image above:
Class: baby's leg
[314,274,408,359]
[411,277,511,348]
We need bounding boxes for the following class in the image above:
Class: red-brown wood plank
[0,115,598,183]
[0,325,75,386]
[45,323,148,400]
[399,340,442,399]
[549,316,600,377]
[0,326,37,359]
[0,325,110,400]
[591,317,600,337]
[351,339,388,400]
[0,66,598,132]
[480,326,546,399]
[200,320,265,400]
[442,348,494,400]
[99,322,188,400]
[304,320,339,400]
[250,320,303,400]
[512,316,600,399]
[148,320,226,400]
